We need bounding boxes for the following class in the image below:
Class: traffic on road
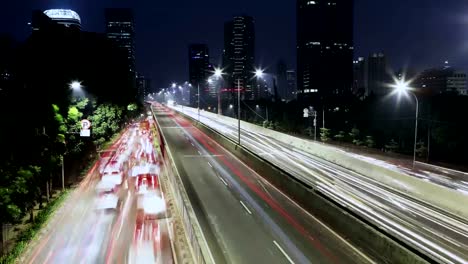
[23,117,172,264]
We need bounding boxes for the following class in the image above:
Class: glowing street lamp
[392,79,412,95]
[254,68,265,79]
[214,67,224,78]
[69,81,82,90]
[211,68,224,115]
[390,78,419,166]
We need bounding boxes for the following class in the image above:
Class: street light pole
[322,106,325,129]
[198,84,200,122]
[218,86,222,115]
[391,78,419,167]
[61,156,65,190]
[411,92,419,166]
[237,79,241,145]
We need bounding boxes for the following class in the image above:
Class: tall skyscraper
[297,0,354,102]
[368,52,391,95]
[105,8,136,75]
[222,16,255,100]
[188,44,210,107]
[276,60,288,101]
[353,57,368,96]
[286,69,297,100]
[136,73,151,99]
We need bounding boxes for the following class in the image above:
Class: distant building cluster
[413,63,467,96]
[353,52,392,97]
[187,14,298,109]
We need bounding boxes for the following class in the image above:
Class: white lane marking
[208,162,213,168]
[273,240,295,264]
[239,201,252,215]
[198,150,202,155]
[219,177,228,186]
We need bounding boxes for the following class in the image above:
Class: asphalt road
[154,106,375,264]
[171,105,468,264]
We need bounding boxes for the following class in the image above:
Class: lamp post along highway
[62,80,83,190]
[213,68,223,115]
[198,84,200,123]
[391,79,419,166]
[237,79,241,145]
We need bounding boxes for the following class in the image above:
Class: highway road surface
[169,105,468,264]
[153,105,376,264]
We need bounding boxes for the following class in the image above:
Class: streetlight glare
[214,67,224,78]
[70,81,82,90]
[172,83,177,88]
[392,79,411,95]
[254,68,265,78]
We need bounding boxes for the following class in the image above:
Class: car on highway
[137,190,166,220]
[94,193,121,214]
[128,210,161,264]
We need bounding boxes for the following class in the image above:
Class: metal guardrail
[150,106,214,264]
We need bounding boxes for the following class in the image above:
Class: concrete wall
[176,109,429,264]
[173,106,468,220]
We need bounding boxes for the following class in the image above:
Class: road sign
[80,119,91,137]
[303,108,309,118]
[81,119,91,130]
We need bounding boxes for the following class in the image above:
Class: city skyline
[2,0,468,89]
[1,2,468,264]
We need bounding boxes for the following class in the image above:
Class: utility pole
[218,86,222,115]
[427,123,431,162]
[237,79,241,145]
[314,111,317,141]
[197,84,200,122]
[322,106,325,129]
[61,156,65,190]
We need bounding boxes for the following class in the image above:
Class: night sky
[2,0,468,90]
